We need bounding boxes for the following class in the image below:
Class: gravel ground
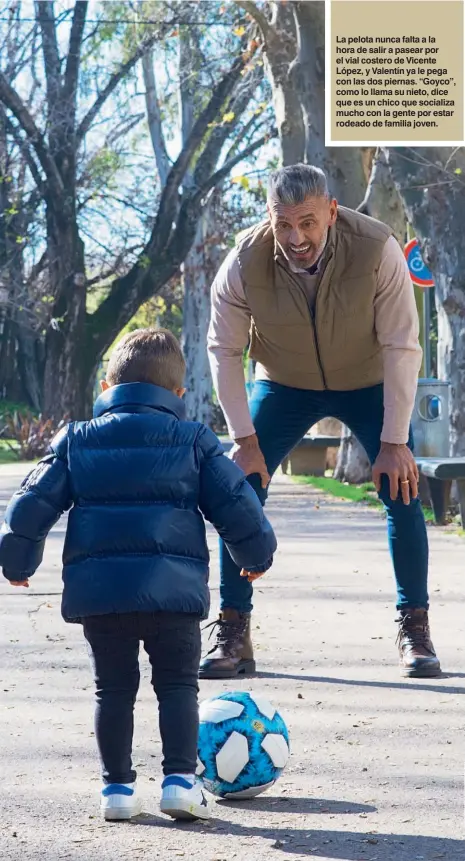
[0,467,463,861]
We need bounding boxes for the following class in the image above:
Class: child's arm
[0,427,72,584]
[197,426,277,574]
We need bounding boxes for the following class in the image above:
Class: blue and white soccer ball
[197,691,290,798]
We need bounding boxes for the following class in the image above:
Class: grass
[0,399,36,422]
[294,474,380,505]
[292,473,436,522]
[0,400,38,465]
[0,439,20,464]
[0,440,40,466]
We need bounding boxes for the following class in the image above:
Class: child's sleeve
[0,427,73,581]
[197,426,277,573]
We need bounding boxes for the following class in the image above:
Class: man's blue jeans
[219,380,428,613]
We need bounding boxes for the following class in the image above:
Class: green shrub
[1,412,66,461]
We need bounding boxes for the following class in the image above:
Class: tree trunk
[334,424,371,484]
[43,320,88,420]
[0,108,41,408]
[0,293,44,409]
[357,148,407,244]
[291,1,366,207]
[252,0,370,481]
[385,147,465,456]
[315,416,342,470]
[334,147,409,484]
[0,316,18,401]
[262,2,306,165]
[290,0,370,480]
[436,300,465,456]
[15,318,43,411]
[181,198,223,425]
[42,208,88,420]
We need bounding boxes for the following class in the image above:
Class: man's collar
[288,256,322,276]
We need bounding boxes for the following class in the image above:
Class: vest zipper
[278,260,328,390]
[311,304,328,389]
[311,247,335,391]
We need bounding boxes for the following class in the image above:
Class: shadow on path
[129,805,462,860]
[256,671,465,695]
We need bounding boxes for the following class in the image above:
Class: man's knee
[246,472,268,505]
[378,478,423,515]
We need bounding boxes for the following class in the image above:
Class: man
[201,163,441,681]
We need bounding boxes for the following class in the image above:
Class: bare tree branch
[236,0,271,40]
[0,106,45,194]
[193,56,263,187]
[63,0,88,114]
[87,124,274,358]
[86,44,253,358]
[35,0,62,108]
[224,109,267,162]
[0,72,63,197]
[85,245,143,287]
[179,23,196,144]
[150,52,247,251]
[196,128,276,197]
[106,111,145,146]
[5,21,39,83]
[26,249,48,288]
[142,49,171,188]
[76,28,165,146]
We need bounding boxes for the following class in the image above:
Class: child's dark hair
[106,328,186,390]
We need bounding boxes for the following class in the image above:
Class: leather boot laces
[203,617,247,656]
[396,612,434,654]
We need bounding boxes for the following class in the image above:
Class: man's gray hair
[267,164,329,206]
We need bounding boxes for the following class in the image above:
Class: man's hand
[372,442,419,504]
[240,569,266,583]
[9,579,29,588]
[230,433,270,489]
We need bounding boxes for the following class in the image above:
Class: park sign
[404,238,435,289]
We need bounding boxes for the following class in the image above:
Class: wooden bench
[282,435,341,477]
[416,457,465,527]
[219,435,341,477]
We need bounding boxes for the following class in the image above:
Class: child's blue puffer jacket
[0,383,276,622]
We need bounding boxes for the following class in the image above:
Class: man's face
[267,195,338,267]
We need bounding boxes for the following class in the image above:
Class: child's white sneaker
[100,781,142,820]
[160,775,210,821]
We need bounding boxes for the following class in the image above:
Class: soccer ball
[196,691,290,798]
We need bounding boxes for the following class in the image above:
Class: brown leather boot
[199,609,255,679]
[396,608,441,678]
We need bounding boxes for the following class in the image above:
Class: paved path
[0,466,463,860]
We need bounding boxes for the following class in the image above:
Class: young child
[0,328,276,822]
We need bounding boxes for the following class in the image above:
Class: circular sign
[404,238,434,287]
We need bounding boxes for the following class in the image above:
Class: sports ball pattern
[197,691,290,798]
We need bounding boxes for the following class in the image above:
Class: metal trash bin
[411,378,450,457]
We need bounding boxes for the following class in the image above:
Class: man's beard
[311,228,329,263]
[279,227,329,267]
